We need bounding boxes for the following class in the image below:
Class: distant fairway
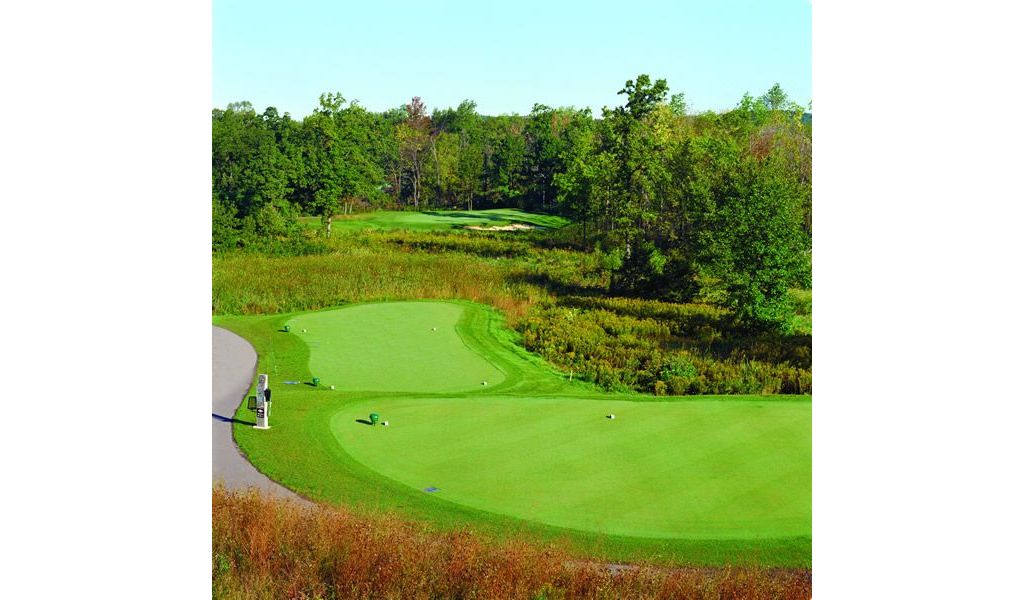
[218,300,811,565]
[334,396,810,539]
[300,208,570,232]
[287,303,504,393]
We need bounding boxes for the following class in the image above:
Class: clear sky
[214,0,809,118]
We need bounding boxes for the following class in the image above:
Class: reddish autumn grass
[213,487,810,599]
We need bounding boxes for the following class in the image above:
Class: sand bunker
[465,223,537,231]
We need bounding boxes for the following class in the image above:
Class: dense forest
[213,75,811,332]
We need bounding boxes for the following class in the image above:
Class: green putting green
[286,302,505,392]
[334,397,809,539]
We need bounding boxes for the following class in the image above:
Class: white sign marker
[254,373,271,429]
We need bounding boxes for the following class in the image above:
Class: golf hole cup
[370,413,380,426]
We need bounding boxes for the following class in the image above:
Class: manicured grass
[288,302,505,392]
[215,300,810,567]
[334,396,809,539]
[299,208,570,232]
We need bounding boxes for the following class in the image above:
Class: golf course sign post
[254,373,271,429]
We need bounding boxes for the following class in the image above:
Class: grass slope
[300,208,570,232]
[216,300,810,567]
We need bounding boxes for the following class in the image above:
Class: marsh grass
[214,250,527,315]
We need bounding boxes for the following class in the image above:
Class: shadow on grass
[213,413,256,426]
[355,419,373,426]
[509,272,606,298]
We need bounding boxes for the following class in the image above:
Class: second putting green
[286,302,505,393]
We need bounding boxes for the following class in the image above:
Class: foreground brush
[213,486,811,600]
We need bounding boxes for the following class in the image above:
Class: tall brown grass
[212,250,538,321]
[213,487,810,599]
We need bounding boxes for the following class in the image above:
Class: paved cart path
[212,326,308,502]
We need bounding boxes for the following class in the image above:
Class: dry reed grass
[213,487,810,600]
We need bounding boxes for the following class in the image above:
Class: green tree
[211,196,240,252]
[295,99,344,235]
[378,106,407,205]
[434,100,486,210]
[212,102,293,247]
[669,92,687,116]
[603,75,674,293]
[759,83,789,111]
[525,105,592,210]
[698,153,809,330]
[333,100,388,212]
[487,115,528,206]
[291,93,389,235]
[553,109,602,240]
[397,97,432,208]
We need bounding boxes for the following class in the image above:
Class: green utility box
[370,412,380,426]
[312,377,320,386]
[284,325,290,332]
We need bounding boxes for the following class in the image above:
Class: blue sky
[214,0,809,118]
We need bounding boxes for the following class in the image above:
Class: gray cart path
[212,326,308,503]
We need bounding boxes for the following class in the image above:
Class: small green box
[369,412,380,426]
[284,325,290,332]
[312,377,320,386]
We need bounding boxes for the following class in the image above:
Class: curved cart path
[212,326,308,503]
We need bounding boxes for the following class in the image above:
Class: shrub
[516,302,810,395]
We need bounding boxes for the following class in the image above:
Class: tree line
[213,75,811,330]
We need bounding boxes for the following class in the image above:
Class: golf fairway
[300,208,571,232]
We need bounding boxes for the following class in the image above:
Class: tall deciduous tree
[703,153,809,330]
[602,75,673,293]
[398,97,432,208]
[212,102,294,248]
[489,116,528,206]
[434,100,485,209]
